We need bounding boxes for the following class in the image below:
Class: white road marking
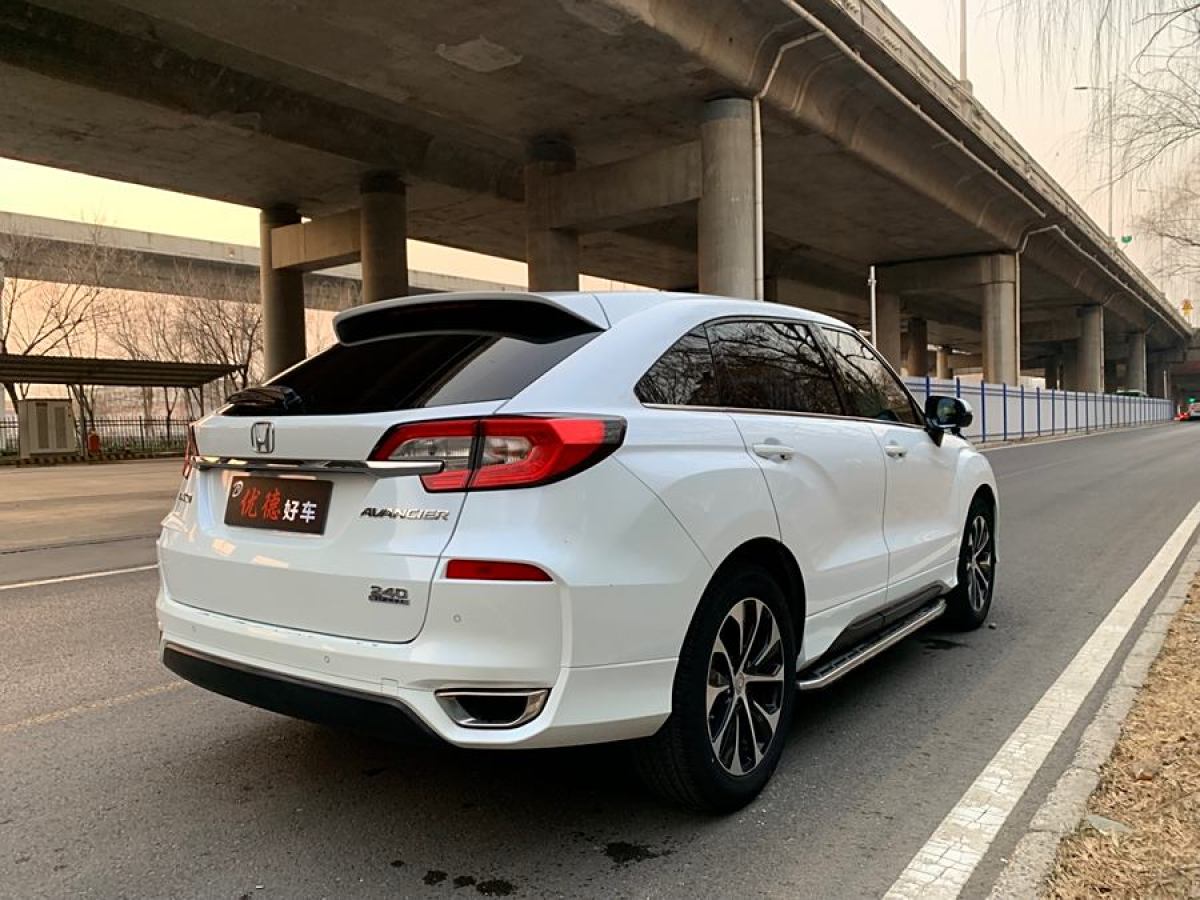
[886,497,1200,899]
[0,681,185,735]
[0,563,158,592]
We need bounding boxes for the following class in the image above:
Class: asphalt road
[0,459,180,584]
[3,427,1199,899]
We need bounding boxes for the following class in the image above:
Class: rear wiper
[225,385,306,413]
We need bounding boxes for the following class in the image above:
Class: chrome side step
[796,599,946,691]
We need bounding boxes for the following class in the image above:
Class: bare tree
[998,1,1200,174]
[997,3,1200,282]
[174,268,262,414]
[110,290,189,428]
[0,228,114,409]
[1137,167,1200,278]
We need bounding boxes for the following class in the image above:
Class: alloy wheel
[965,514,994,612]
[706,597,786,776]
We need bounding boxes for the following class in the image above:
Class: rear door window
[706,319,843,415]
[226,302,600,416]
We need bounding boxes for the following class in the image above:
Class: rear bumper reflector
[444,560,552,582]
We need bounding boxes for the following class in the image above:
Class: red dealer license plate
[223,476,333,535]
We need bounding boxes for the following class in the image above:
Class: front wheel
[942,498,996,631]
[633,566,796,813]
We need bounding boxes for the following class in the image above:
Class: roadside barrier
[903,376,1176,444]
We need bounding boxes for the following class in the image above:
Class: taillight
[182,424,198,477]
[372,419,477,491]
[369,416,625,492]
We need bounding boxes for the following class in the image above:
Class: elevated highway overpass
[0,211,521,311]
[0,0,1192,387]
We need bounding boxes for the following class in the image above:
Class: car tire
[633,565,797,813]
[941,497,996,631]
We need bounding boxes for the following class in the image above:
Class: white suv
[158,291,996,812]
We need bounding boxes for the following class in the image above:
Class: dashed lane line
[0,563,158,592]
[885,496,1200,899]
[0,681,185,736]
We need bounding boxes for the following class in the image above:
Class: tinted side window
[707,320,842,415]
[635,327,719,406]
[819,327,920,425]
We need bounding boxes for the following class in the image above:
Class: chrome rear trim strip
[193,456,442,477]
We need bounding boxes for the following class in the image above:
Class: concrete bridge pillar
[525,140,579,291]
[260,203,305,378]
[936,345,953,380]
[905,317,929,377]
[1148,360,1168,399]
[699,97,755,299]
[1078,305,1105,393]
[1043,351,1061,390]
[360,172,408,303]
[981,254,1019,385]
[1062,342,1079,390]
[1126,330,1147,393]
[874,293,903,371]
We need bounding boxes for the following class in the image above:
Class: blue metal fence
[904,377,1174,443]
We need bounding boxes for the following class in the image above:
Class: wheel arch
[711,537,807,635]
[971,482,997,515]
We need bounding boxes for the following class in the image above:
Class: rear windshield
[226,310,599,417]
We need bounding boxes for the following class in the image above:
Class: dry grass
[1046,584,1200,899]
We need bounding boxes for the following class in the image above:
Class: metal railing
[0,416,188,457]
[904,377,1176,443]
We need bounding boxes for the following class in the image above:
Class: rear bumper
[163,643,438,742]
[157,587,676,748]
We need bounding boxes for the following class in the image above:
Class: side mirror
[925,395,973,437]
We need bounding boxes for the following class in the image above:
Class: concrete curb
[0,451,181,468]
[987,540,1200,898]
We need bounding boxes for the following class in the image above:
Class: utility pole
[959,0,968,83]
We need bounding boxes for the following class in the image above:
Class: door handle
[884,443,908,459]
[753,443,795,461]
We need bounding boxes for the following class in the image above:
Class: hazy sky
[0,0,1186,298]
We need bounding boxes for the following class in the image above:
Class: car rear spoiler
[332,292,610,345]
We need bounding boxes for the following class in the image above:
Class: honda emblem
[251,421,275,454]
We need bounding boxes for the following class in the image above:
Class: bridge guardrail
[904,377,1175,444]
